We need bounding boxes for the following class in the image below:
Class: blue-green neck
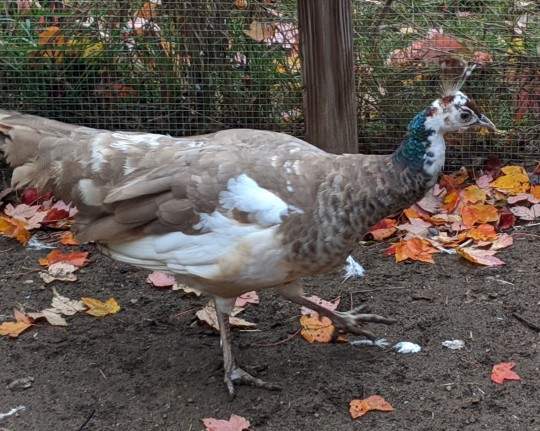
[393,109,435,170]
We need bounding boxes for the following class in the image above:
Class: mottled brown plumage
[0,90,495,395]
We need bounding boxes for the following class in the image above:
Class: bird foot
[333,304,396,339]
[224,366,282,398]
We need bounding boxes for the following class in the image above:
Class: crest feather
[441,59,476,96]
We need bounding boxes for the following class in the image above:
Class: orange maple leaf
[491,362,521,384]
[463,224,498,241]
[39,249,89,267]
[531,185,540,200]
[461,203,499,227]
[368,218,397,241]
[300,314,335,343]
[392,237,438,263]
[0,309,33,338]
[349,395,394,419]
[441,190,460,213]
[58,231,80,246]
[0,215,31,245]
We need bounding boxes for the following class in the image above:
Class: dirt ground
[1,227,539,431]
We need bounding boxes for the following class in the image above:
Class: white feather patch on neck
[422,106,446,178]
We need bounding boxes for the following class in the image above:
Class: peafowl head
[425,90,496,134]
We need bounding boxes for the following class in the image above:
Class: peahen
[0,79,495,395]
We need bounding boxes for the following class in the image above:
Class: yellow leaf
[490,165,530,195]
[82,297,121,317]
[462,185,486,204]
[300,314,335,343]
[349,395,394,419]
[0,309,32,338]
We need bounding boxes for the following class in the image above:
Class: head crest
[440,60,476,97]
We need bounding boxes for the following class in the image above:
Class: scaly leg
[280,284,395,339]
[214,299,281,397]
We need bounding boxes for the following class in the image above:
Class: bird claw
[224,366,281,398]
[333,305,396,339]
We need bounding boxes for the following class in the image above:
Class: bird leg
[280,287,395,339]
[214,299,281,397]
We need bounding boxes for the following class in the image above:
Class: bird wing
[1,111,333,293]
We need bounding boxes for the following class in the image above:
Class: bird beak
[476,114,497,131]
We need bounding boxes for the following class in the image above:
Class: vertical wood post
[298,0,358,154]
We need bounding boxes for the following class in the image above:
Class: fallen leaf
[202,414,250,431]
[20,188,52,205]
[491,234,513,250]
[510,204,540,221]
[4,203,47,229]
[300,295,340,316]
[490,165,530,195]
[39,262,78,283]
[196,302,256,330]
[441,190,459,212]
[417,191,441,214]
[0,309,32,338]
[235,291,260,307]
[146,271,176,288]
[172,283,201,296]
[464,224,498,241]
[59,231,79,246]
[476,174,493,190]
[498,212,516,230]
[0,215,31,245]
[368,218,397,240]
[461,203,499,227]
[462,185,487,204]
[300,314,335,343]
[82,297,121,317]
[28,309,67,326]
[457,247,505,266]
[392,237,438,263]
[349,395,394,419]
[39,249,88,267]
[397,218,432,236]
[531,185,540,200]
[491,362,521,384]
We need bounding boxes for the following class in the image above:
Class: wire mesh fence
[0,0,538,168]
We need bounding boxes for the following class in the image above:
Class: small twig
[351,286,407,294]
[98,369,107,379]
[254,329,300,347]
[77,409,95,431]
[512,313,540,333]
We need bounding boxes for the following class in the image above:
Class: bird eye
[460,111,472,121]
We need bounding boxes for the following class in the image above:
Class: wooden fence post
[298,0,358,154]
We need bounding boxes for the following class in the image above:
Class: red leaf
[498,212,516,230]
[39,249,89,267]
[491,362,521,384]
[368,218,397,241]
[42,208,70,224]
[20,187,53,205]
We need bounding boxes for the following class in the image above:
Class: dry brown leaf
[28,309,67,326]
[82,297,121,317]
[40,262,78,284]
[300,314,335,343]
[244,20,275,42]
[349,395,394,419]
[196,302,256,330]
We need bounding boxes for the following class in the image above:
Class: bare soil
[1,228,539,431]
